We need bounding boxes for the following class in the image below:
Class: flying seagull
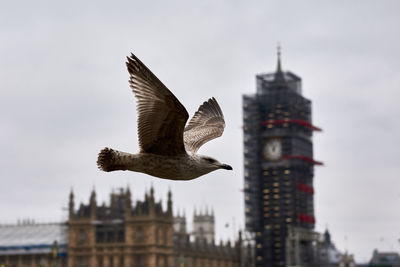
[97,53,232,180]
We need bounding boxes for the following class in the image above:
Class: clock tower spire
[273,43,286,85]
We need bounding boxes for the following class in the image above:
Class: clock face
[263,138,282,161]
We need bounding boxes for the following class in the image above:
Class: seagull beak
[221,164,233,170]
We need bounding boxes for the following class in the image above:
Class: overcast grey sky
[1,0,400,262]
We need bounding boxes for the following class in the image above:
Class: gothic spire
[168,187,172,200]
[276,43,282,73]
[150,184,154,200]
[68,188,74,218]
[274,43,286,83]
[90,187,96,204]
[90,187,97,218]
[167,187,172,215]
[125,185,132,215]
[69,188,74,204]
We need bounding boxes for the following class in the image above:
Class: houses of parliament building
[0,187,253,267]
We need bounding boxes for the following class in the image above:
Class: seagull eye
[205,158,216,164]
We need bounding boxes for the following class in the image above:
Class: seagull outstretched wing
[184,97,225,153]
[127,53,189,156]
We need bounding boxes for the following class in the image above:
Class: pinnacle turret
[167,188,173,215]
[273,43,286,84]
[89,188,97,218]
[68,188,74,218]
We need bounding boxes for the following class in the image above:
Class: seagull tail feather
[97,147,120,172]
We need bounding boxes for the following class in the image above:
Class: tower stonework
[193,208,215,244]
[243,49,322,267]
[173,212,187,235]
[68,186,174,267]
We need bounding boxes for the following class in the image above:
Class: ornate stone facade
[68,187,174,267]
[0,187,252,267]
[68,187,251,267]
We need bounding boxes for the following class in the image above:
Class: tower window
[163,228,168,245]
[135,227,144,242]
[78,230,86,245]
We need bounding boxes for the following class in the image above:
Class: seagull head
[199,155,233,171]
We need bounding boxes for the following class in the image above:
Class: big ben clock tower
[243,47,322,267]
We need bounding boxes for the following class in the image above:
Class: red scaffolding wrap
[296,183,314,194]
[263,119,322,131]
[298,213,315,224]
[282,155,324,166]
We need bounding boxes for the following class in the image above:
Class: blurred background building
[242,48,323,267]
[0,187,253,267]
[0,222,67,267]
[369,249,400,267]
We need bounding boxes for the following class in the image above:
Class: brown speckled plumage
[97,53,232,180]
